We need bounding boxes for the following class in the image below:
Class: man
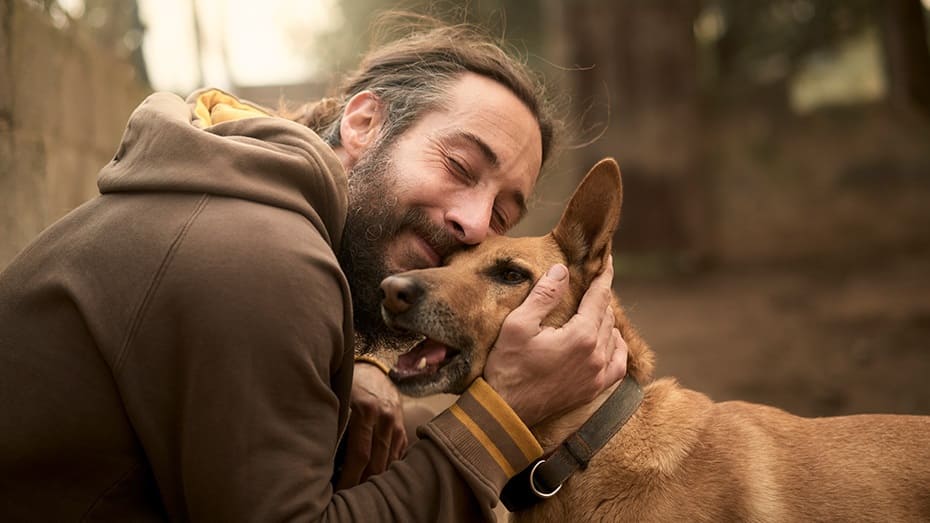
[0,21,626,521]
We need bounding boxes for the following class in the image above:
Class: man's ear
[339,91,384,167]
[552,158,623,276]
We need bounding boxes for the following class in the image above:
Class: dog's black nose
[380,275,424,314]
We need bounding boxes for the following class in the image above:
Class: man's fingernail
[547,264,568,281]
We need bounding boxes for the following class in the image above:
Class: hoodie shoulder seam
[113,194,211,374]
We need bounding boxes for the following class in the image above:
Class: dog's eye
[486,259,532,285]
[494,267,529,285]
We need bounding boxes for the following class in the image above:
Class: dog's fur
[381,159,930,521]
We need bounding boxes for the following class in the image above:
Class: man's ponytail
[279,96,344,144]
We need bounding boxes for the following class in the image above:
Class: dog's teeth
[416,357,427,369]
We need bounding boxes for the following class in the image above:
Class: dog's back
[520,377,930,522]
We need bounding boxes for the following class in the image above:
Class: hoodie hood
[98,89,348,250]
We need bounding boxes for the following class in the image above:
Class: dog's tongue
[394,339,449,378]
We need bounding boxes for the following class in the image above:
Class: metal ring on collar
[528,459,562,498]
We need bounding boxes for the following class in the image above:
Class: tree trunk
[563,0,707,265]
[880,0,930,116]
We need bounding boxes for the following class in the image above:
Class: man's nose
[444,196,494,245]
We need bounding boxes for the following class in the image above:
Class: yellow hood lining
[193,89,270,127]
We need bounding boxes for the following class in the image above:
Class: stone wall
[0,0,149,268]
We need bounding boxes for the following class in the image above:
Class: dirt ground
[618,252,930,418]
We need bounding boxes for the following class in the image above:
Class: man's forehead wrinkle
[443,107,532,161]
[427,123,535,183]
[451,130,499,168]
[432,97,540,173]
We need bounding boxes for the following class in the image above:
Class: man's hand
[484,257,628,427]
[336,362,408,490]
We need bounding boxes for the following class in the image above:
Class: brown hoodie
[0,91,542,521]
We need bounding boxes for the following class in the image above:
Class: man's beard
[337,139,460,353]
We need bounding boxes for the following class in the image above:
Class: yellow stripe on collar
[193,89,269,127]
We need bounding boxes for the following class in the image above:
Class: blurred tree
[711,0,930,116]
[714,0,874,94]
[301,0,548,86]
[190,0,204,89]
[38,0,149,86]
[879,0,930,115]
[563,0,705,261]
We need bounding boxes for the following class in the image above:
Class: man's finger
[335,420,373,490]
[596,303,615,361]
[604,329,629,385]
[389,422,407,461]
[573,256,614,321]
[507,263,569,327]
[363,428,392,480]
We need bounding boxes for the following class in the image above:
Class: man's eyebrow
[445,130,528,224]
[450,130,499,168]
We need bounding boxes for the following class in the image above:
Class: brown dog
[380,159,930,522]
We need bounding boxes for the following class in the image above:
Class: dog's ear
[552,158,623,276]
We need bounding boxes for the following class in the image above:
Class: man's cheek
[382,239,412,274]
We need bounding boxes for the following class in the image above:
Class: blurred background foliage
[271,0,930,270]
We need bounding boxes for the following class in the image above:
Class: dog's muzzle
[380,275,424,315]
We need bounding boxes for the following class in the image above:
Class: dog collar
[500,376,644,512]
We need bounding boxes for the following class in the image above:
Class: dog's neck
[532,300,653,452]
[531,380,622,453]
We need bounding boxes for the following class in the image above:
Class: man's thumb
[516,264,569,325]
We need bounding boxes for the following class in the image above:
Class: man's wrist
[419,377,544,495]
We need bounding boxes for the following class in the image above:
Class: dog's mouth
[391,337,462,381]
